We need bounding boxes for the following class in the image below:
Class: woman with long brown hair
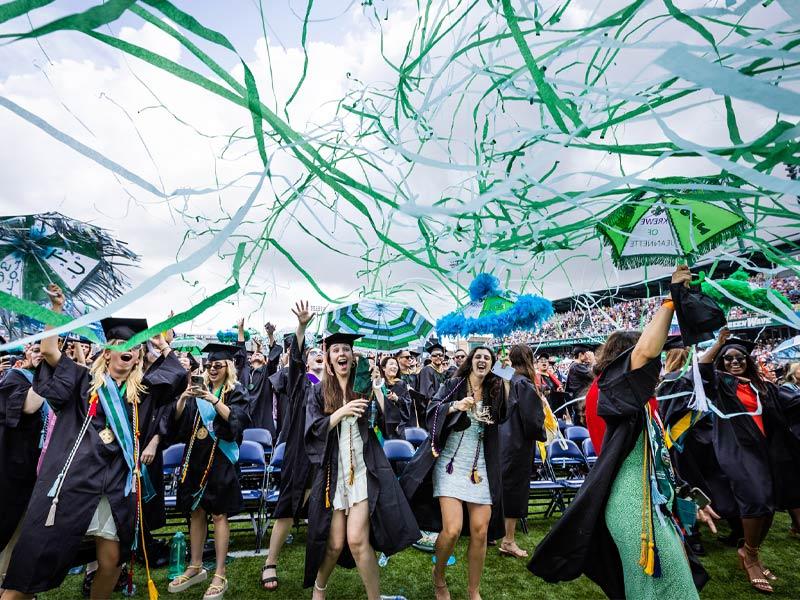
[499,344,546,559]
[304,331,419,599]
[167,343,250,600]
[401,345,508,600]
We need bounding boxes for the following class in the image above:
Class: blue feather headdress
[436,273,554,338]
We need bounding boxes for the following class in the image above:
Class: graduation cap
[409,349,421,358]
[669,282,727,346]
[321,331,363,347]
[202,342,240,362]
[572,343,594,357]
[536,351,551,360]
[425,341,445,354]
[663,335,685,351]
[719,336,755,355]
[186,352,200,371]
[101,317,149,342]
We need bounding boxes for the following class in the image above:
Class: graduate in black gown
[499,344,546,560]
[261,302,322,591]
[418,342,448,401]
[167,343,249,600]
[656,334,739,555]
[400,346,508,600]
[396,349,419,392]
[0,343,44,575]
[565,344,595,399]
[246,322,283,437]
[529,265,710,600]
[2,285,184,600]
[378,355,412,439]
[304,331,420,599]
[698,332,800,594]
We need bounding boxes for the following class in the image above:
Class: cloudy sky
[1,0,797,339]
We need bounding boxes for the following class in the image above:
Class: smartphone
[690,487,711,509]
[191,375,205,388]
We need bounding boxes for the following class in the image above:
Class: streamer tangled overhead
[1,0,799,334]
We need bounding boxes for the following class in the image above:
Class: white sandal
[168,565,207,593]
[203,574,229,600]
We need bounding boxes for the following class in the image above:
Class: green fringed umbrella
[323,299,434,351]
[596,196,748,269]
[171,337,205,355]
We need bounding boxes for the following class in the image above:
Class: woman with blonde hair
[168,343,249,600]
[1,285,185,600]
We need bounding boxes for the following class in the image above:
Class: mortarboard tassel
[45,497,58,527]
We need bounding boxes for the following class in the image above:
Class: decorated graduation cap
[669,281,727,346]
[202,342,240,362]
[100,317,148,342]
[719,336,756,355]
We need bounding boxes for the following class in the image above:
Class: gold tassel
[348,464,355,486]
[148,578,159,600]
[638,534,648,567]
[45,497,58,527]
[644,542,655,576]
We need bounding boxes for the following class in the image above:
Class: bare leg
[500,518,527,557]
[346,501,380,600]
[173,507,207,581]
[211,514,229,577]
[466,503,491,600]
[91,537,122,600]
[262,517,293,590]
[312,510,346,600]
[434,498,463,600]
[789,508,800,532]
[0,591,33,599]
[739,516,772,592]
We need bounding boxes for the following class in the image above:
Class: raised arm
[699,327,731,364]
[630,265,690,370]
[40,283,64,368]
[291,300,314,343]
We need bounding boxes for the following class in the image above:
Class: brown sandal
[261,563,278,590]
[498,541,529,558]
[738,547,774,594]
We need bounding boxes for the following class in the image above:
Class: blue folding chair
[238,440,268,550]
[565,426,590,448]
[162,443,185,504]
[383,439,415,475]
[582,437,597,467]
[243,427,273,461]
[547,439,587,505]
[404,427,428,448]
[263,442,286,533]
[529,443,566,518]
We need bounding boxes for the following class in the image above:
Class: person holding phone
[304,332,420,599]
[1,284,185,600]
[378,356,411,440]
[167,343,249,600]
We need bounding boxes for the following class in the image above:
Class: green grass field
[39,512,799,599]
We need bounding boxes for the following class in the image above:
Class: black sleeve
[266,342,282,377]
[304,385,330,466]
[596,348,661,420]
[777,384,800,424]
[234,340,250,392]
[512,378,546,441]
[214,384,250,442]
[419,367,435,399]
[0,370,34,428]
[396,381,412,437]
[426,378,469,451]
[32,353,85,414]
[287,335,306,401]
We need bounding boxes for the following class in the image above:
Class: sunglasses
[431,352,443,358]
[398,354,411,359]
[207,362,227,371]
[308,350,323,358]
[722,354,746,364]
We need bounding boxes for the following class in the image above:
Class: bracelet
[212,399,220,406]
[661,298,674,309]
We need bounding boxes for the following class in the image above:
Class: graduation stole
[97,376,137,496]
[196,388,239,465]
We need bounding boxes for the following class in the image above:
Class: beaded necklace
[179,387,222,497]
[440,378,485,485]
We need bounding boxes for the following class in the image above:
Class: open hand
[671,264,692,287]
[341,397,369,418]
[454,395,476,412]
[292,300,315,327]
[45,283,65,312]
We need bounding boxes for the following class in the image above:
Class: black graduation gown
[273,337,314,520]
[172,383,249,516]
[528,349,708,599]
[657,369,738,520]
[0,369,42,552]
[399,377,508,541]
[706,371,800,517]
[304,384,421,588]
[399,371,418,391]
[565,361,593,398]
[140,352,189,531]
[380,379,411,440]
[271,368,291,441]
[5,354,182,594]
[777,383,800,441]
[418,365,447,400]
[501,374,546,519]
[247,365,277,438]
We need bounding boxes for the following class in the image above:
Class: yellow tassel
[348,464,355,486]
[638,534,647,566]
[148,578,159,600]
[644,543,655,576]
